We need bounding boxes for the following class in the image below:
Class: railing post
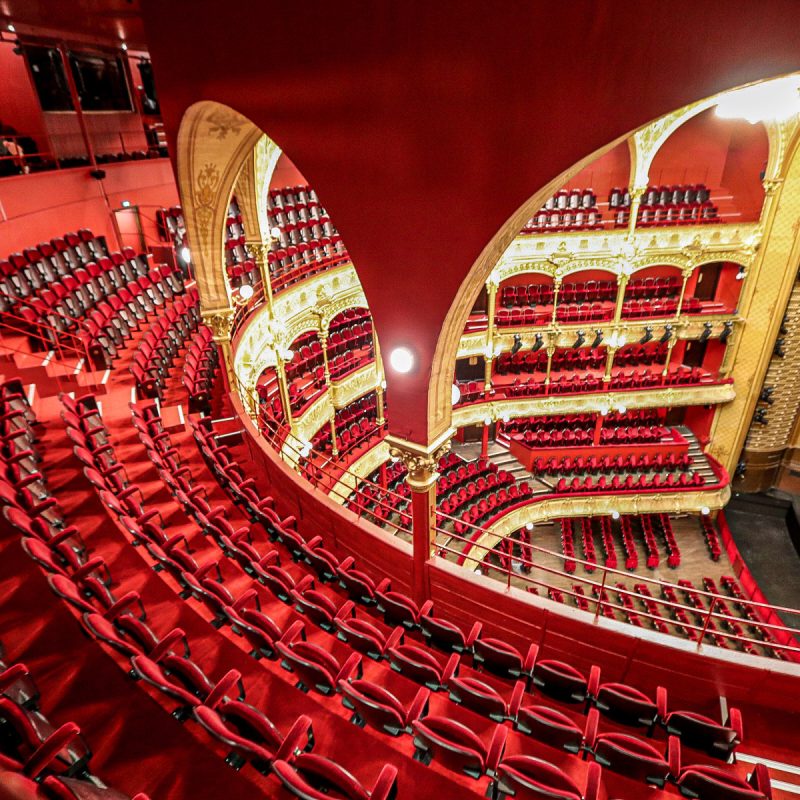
[696,597,717,650]
[594,568,609,623]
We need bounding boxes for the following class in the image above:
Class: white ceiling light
[270,226,282,239]
[611,510,620,520]
[179,246,191,263]
[239,284,254,300]
[451,383,461,405]
[716,75,800,124]
[390,346,414,373]
[525,522,534,531]
[701,506,710,516]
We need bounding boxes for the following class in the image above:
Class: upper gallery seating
[224,196,259,289]
[266,184,349,292]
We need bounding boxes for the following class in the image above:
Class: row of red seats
[183,326,218,413]
[553,471,704,494]
[130,289,201,399]
[534,451,692,475]
[0,229,107,312]
[0,647,150,799]
[519,423,667,448]
[450,482,534,535]
[701,516,723,561]
[502,409,663,436]
[497,348,606,375]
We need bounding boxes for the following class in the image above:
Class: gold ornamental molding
[707,126,800,474]
[285,392,331,453]
[327,440,392,505]
[453,484,731,572]
[452,381,736,428]
[491,223,759,284]
[457,316,743,359]
[232,261,366,393]
[201,307,236,341]
[329,361,381,409]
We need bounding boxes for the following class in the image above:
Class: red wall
[0,159,179,254]
[0,40,47,147]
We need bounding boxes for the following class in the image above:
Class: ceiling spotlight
[700,506,710,516]
[389,346,414,373]
[591,328,603,349]
[720,321,734,344]
[179,245,191,263]
[611,510,620,520]
[700,322,713,342]
[531,333,544,352]
[715,75,800,124]
[660,324,673,344]
[573,329,586,349]
[640,326,653,345]
[511,333,523,355]
[451,383,461,405]
[735,268,746,281]
[525,522,534,531]
[121,42,128,51]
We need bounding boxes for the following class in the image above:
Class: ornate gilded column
[613,269,631,324]
[550,277,562,326]
[274,349,294,433]
[255,241,274,309]
[386,430,453,603]
[626,185,647,237]
[376,381,386,426]
[603,343,617,383]
[543,331,557,387]
[483,279,498,394]
[675,265,696,318]
[202,307,236,390]
[661,335,678,378]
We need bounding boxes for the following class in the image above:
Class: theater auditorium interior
[1,1,800,799]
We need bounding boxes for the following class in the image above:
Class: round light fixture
[483,416,492,426]
[451,383,461,405]
[239,284,254,300]
[270,226,282,239]
[701,506,710,516]
[179,246,191,263]
[611,510,620,520]
[525,522,534,531]
[389,346,414,373]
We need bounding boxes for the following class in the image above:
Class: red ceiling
[139,0,800,444]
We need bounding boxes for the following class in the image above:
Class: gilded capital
[386,430,454,492]
[762,177,783,196]
[202,307,235,341]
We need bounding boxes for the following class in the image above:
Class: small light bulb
[525,522,534,531]
[483,416,492,426]
[701,506,710,516]
[7,24,15,32]
[390,347,414,373]
[179,246,191,263]
[451,384,461,405]
[239,284,254,300]
[611,510,620,520]
[121,42,128,51]
[270,226,281,239]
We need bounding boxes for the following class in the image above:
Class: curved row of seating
[183,326,219,413]
[130,288,201,399]
[0,646,150,800]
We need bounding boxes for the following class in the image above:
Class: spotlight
[390,347,414,373]
[270,226,281,239]
[640,326,653,345]
[511,333,523,355]
[591,328,603,348]
[573,329,586,349]
[121,42,128,51]
[525,522,534,531]
[660,324,673,344]
[179,245,191,264]
[451,383,461,405]
[720,320,734,344]
[8,23,16,32]
[700,322,713,342]
[735,460,747,478]
[735,268,746,281]
[483,416,492,426]
[700,506,710,516]
[754,408,768,425]
[531,333,544,352]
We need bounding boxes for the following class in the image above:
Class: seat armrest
[104,591,146,621]
[486,724,508,774]
[419,599,434,618]
[275,714,314,761]
[584,707,599,750]
[508,680,526,718]
[442,652,460,684]
[667,735,681,778]
[150,628,190,662]
[587,664,601,698]
[338,652,362,683]
[205,669,244,708]
[466,621,482,647]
